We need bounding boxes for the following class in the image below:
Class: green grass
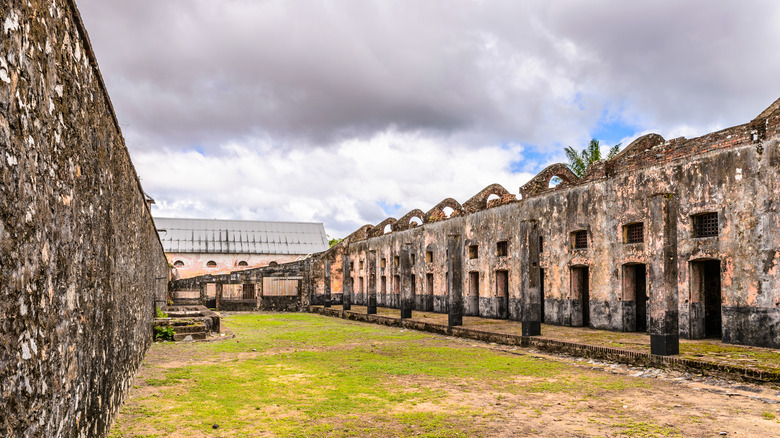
[109,313,676,438]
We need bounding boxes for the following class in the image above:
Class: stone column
[523,220,542,336]
[256,274,264,309]
[367,250,377,314]
[199,282,207,307]
[648,193,679,356]
[400,243,413,319]
[342,253,351,311]
[215,282,223,310]
[448,234,464,327]
[323,259,331,308]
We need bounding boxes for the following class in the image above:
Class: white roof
[154,217,329,255]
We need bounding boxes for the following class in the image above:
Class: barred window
[693,212,719,238]
[624,223,644,244]
[468,245,479,259]
[425,251,433,263]
[206,260,217,268]
[173,260,184,268]
[572,230,588,249]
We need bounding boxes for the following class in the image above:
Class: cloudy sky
[77,0,780,238]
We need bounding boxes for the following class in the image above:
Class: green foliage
[155,306,168,319]
[153,325,175,341]
[328,237,343,248]
[564,138,621,177]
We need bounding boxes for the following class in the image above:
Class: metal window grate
[694,213,719,237]
[573,230,588,249]
[625,223,644,244]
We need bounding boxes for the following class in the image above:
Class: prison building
[314,97,780,350]
[156,217,329,281]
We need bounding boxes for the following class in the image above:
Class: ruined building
[173,98,780,353]
[1,1,168,436]
[319,98,780,351]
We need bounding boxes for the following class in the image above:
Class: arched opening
[409,216,423,227]
[238,261,249,267]
[173,260,184,268]
[548,177,561,188]
[442,206,454,218]
[269,261,278,267]
[206,261,217,268]
[383,224,392,234]
[487,193,500,202]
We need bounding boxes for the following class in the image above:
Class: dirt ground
[110,313,780,438]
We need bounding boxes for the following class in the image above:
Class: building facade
[156,217,329,279]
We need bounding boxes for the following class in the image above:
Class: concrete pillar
[323,259,331,308]
[447,234,464,327]
[367,250,377,314]
[400,244,413,319]
[648,193,679,356]
[256,275,264,309]
[523,220,542,336]
[199,282,207,306]
[342,254,351,311]
[215,282,223,310]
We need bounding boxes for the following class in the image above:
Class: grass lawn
[109,313,780,437]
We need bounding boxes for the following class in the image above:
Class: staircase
[171,320,207,341]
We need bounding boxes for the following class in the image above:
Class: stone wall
[325,98,780,349]
[169,259,312,312]
[0,1,169,436]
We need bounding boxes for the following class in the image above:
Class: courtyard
[109,313,780,437]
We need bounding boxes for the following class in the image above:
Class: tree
[564,139,620,177]
[328,237,343,248]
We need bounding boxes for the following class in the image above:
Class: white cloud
[141,130,532,236]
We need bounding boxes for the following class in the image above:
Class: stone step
[173,332,207,341]
[174,324,206,334]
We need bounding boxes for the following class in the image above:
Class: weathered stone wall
[0,1,169,436]
[331,99,780,349]
[169,259,312,311]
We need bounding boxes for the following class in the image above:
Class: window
[468,245,479,259]
[572,230,588,249]
[411,253,416,265]
[693,212,719,237]
[539,236,544,253]
[173,260,185,268]
[242,283,256,299]
[394,256,400,267]
[496,241,508,257]
[238,260,248,267]
[381,258,387,268]
[206,261,217,268]
[623,223,644,244]
[359,260,364,270]
[425,251,433,263]
[349,262,354,271]
[268,261,278,266]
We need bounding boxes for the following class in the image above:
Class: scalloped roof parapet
[344,224,373,243]
[393,209,427,231]
[462,183,511,213]
[368,217,397,238]
[425,198,465,223]
[519,163,578,199]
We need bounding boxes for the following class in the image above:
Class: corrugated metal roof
[154,217,329,255]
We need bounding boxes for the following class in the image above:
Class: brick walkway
[311,305,780,383]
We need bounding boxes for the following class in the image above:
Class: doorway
[496,270,508,319]
[622,264,647,332]
[571,266,590,327]
[469,271,480,316]
[426,273,434,311]
[690,260,722,338]
[539,268,545,323]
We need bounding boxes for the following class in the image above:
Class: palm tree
[564,139,620,177]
